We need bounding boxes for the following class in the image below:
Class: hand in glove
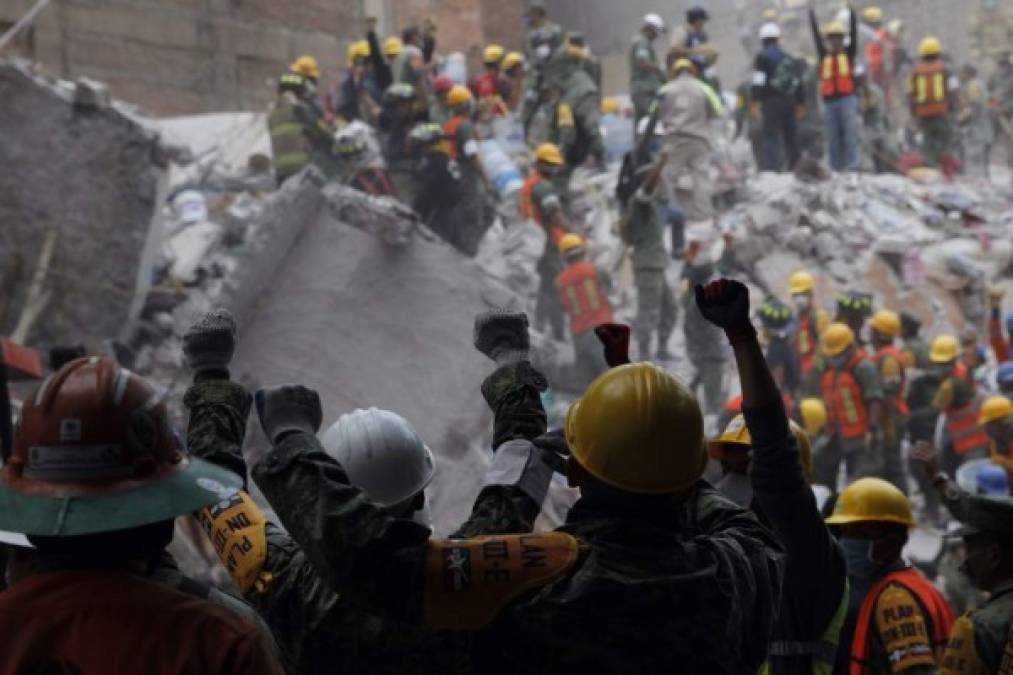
[594,323,631,367]
[694,278,756,344]
[183,309,237,377]
[474,310,530,366]
[255,385,323,445]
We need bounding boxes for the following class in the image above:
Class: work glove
[594,323,631,367]
[474,310,530,366]
[183,309,237,376]
[694,278,756,345]
[255,385,323,445]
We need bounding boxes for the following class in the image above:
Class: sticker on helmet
[60,418,82,442]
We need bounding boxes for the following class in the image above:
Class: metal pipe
[0,0,53,52]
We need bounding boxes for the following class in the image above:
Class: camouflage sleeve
[252,432,432,626]
[184,379,254,482]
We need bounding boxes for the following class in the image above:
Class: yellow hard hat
[671,58,696,75]
[347,40,371,66]
[825,477,915,527]
[862,6,883,23]
[501,51,524,72]
[558,233,585,255]
[980,395,1013,425]
[800,398,828,437]
[823,21,847,36]
[535,142,564,166]
[869,310,901,338]
[919,36,942,57]
[601,96,620,114]
[929,334,959,364]
[566,363,706,494]
[821,323,855,357]
[483,44,505,64]
[788,271,815,295]
[383,36,404,57]
[446,84,473,108]
[708,415,814,482]
[290,55,321,79]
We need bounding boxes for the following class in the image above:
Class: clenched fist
[695,279,756,344]
[255,385,323,445]
[183,309,237,375]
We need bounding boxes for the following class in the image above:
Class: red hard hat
[432,75,455,93]
[0,357,242,536]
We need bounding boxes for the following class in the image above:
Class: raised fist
[255,385,323,445]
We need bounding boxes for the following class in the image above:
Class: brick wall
[0,0,526,116]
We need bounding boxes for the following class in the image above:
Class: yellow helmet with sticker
[535,142,564,166]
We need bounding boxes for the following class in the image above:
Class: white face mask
[536,45,552,61]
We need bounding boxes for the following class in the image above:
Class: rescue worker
[734,77,764,167]
[268,72,337,184]
[429,74,455,125]
[861,8,892,98]
[179,310,467,675]
[900,310,932,370]
[989,52,1013,185]
[702,276,848,674]
[910,440,1013,674]
[815,323,885,488]
[908,37,958,171]
[798,56,828,162]
[979,395,1013,475]
[443,85,491,257]
[243,301,786,673]
[658,58,724,224]
[752,22,803,171]
[836,290,874,342]
[988,288,1010,363]
[501,51,526,112]
[379,83,427,201]
[527,75,577,162]
[759,296,800,397]
[0,357,283,675]
[809,7,860,171]
[566,33,601,93]
[788,271,830,392]
[335,40,381,124]
[682,254,727,417]
[409,123,468,256]
[473,44,509,118]
[930,334,992,474]
[619,152,677,362]
[629,13,667,124]
[521,2,563,134]
[539,52,606,169]
[521,143,572,342]
[869,310,910,492]
[957,64,994,178]
[289,54,325,116]
[968,0,1013,72]
[678,5,720,91]
[554,234,612,392]
[827,478,955,674]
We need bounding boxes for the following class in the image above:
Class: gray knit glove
[255,385,323,444]
[183,309,237,375]
[474,310,530,366]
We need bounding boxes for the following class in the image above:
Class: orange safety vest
[820,53,856,98]
[873,345,910,416]
[947,396,991,456]
[442,115,466,160]
[850,568,955,675]
[865,37,883,81]
[555,261,614,336]
[911,60,948,119]
[520,173,566,246]
[795,308,820,375]
[822,351,870,439]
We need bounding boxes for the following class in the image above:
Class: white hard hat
[321,407,436,508]
[644,13,666,32]
[835,8,851,25]
[759,23,781,40]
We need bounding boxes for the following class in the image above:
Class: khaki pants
[663,135,713,222]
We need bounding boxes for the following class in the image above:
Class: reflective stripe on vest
[820,54,855,98]
[760,581,850,675]
[912,61,948,118]
[849,568,955,675]
[796,309,819,374]
[822,351,870,439]
[947,397,991,456]
[873,345,910,416]
[555,261,614,336]
[268,97,310,177]
[442,115,466,160]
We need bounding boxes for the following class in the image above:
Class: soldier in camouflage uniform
[629,14,668,124]
[235,306,786,675]
[681,255,727,418]
[857,74,898,174]
[912,444,1013,674]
